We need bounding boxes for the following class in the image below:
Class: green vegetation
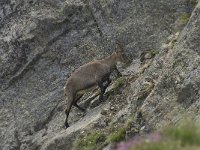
[73,132,106,150]
[100,109,108,115]
[107,128,126,143]
[163,123,200,146]
[73,84,139,148]
[132,123,200,150]
[175,12,191,32]
[190,0,198,7]
[73,113,139,149]
[179,13,190,25]
[74,118,200,150]
[79,42,100,54]
[112,77,126,89]
[107,114,137,143]
[149,49,159,57]
[137,82,154,104]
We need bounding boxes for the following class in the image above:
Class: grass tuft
[73,132,106,150]
[179,13,190,25]
[112,77,126,89]
[190,0,198,6]
[107,128,126,143]
[163,123,200,146]
[131,122,200,150]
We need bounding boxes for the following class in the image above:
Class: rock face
[0,0,199,149]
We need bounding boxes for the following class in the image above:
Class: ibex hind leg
[73,93,86,112]
[73,103,86,112]
[65,105,72,128]
[64,95,74,129]
[64,110,70,128]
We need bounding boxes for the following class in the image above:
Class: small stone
[101,109,108,115]
[140,126,145,131]
[81,131,85,134]
[110,106,115,110]
[77,112,82,115]
[144,53,152,59]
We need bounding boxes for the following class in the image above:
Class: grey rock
[0,0,199,149]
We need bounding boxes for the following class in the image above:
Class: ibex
[64,41,128,128]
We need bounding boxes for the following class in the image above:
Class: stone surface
[0,0,199,149]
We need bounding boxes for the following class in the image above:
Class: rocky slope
[0,0,199,150]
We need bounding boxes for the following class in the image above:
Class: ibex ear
[115,40,123,53]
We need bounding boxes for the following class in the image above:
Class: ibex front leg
[98,81,106,102]
[113,65,122,77]
[104,76,111,88]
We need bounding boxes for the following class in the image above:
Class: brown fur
[64,41,127,128]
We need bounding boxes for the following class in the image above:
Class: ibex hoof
[118,73,122,77]
[99,97,104,102]
[65,123,70,129]
[81,108,86,112]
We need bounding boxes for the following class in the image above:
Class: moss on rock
[112,77,126,90]
[73,131,106,150]
[107,128,126,143]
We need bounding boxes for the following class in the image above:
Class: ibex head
[115,40,130,64]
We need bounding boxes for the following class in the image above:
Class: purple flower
[116,133,161,150]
